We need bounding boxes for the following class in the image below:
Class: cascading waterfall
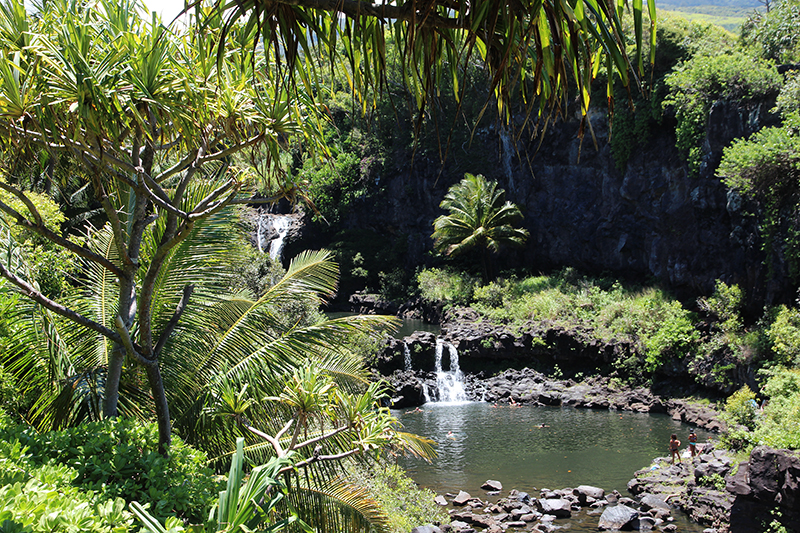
[500,126,515,194]
[403,343,412,371]
[268,216,291,261]
[431,338,468,403]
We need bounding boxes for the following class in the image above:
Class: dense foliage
[0,415,218,530]
[432,174,529,281]
[741,0,800,62]
[664,51,781,173]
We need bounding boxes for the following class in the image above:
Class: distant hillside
[657,0,762,32]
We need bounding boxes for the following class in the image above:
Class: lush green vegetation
[416,268,800,390]
[432,174,529,281]
[722,368,800,452]
[2,0,800,528]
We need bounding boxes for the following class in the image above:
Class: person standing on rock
[687,430,698,459]
[669,434,681,464]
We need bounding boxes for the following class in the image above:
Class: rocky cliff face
[290,97,787,309]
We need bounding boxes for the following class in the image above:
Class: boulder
[452,491,472,506]
[481,479,503,491]
[574,485,605,504]
[536,498,572,518]
[632,515,658,531]
[747,446,800,508]
[598,504,639,531]
[434,495,448,506]
[639,494,670,512]
[410,526,442,533]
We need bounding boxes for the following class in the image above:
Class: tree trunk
[145,360,172,455]
[105,344,125,418]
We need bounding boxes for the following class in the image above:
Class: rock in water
[574,485,605,504]
[598,504,640,530]
[433,495,448,506]
[639,493,670,512]
[536,499,572,518]
[481,479,503,491]
[452,490,472,506]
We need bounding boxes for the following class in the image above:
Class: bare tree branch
[0,261,122,342]
[292,425,350,451]
[284,448,360,473]
[0,194,125,278]
[153,284,194,358]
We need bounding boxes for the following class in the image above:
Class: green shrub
[697,280,744,334]
[664,52,781,174]
[767,305,800,366]
[741,0,800,63]
[348,463,448,533]
[718,117,800,281]
[417,268,478,306]
[749,368,800,449]
[0,436,135,532]
[473,280,509,308]
[0,418,221,524]
[644,301,699,372]
[722,385,758,430]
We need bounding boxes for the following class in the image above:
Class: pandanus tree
[432,173,529,280]
[211,0,657,145]
[0,0,332,452]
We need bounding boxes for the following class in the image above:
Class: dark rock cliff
[286,97,787,309]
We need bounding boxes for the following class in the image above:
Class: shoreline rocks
[432,483,690,533]
[386,366,726,433]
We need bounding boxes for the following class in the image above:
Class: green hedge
[0,417,221,525]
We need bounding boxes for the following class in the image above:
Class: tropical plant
[212,0,656,140]
[131,437,298,533]
[0,0,326,452]
[742,0,800,63]
[432,173,528,280]
[664,51,781,173]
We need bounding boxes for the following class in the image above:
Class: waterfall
[433,339,468,404]
[403,343,412,371]
[500,126,515,194]
[268,215,291,261]
[256,212,266,254]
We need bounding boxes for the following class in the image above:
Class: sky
[142,0,189,21]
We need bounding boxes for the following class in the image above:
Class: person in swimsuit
[688,430,698,458]
[670,434,681,464]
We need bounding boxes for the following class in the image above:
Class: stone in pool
[453,491,471,506]
[536,499,572,518]
[598,504,640,530]
[481,479,503,491]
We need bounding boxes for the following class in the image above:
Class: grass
[657,1,763,32]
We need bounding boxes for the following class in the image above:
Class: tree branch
[0,261,122,342]
[282,448,360,474]
[197,133,265,164]
[291,425,350,451]
[153,284,194,358]
[0,196,124,278]
[114,314,151,366]
[273,0,463,29]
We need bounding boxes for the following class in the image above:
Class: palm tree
[432,173,529,280]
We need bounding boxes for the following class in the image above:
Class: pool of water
[393,318,441,339]
[395,402,713,532]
